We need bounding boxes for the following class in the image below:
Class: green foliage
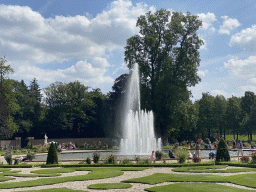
[85,157,91,164]
[26,152,36,161]
[88,183,132,189]
[121,158,131,164]
[106,154,117,164]
[46,142,58,165]
[215,138,230,162]
[174,149,188,163]
[27,142,32,149]
[155,151,163,160]
[124,9,203,142]
[134,156,141,163]
[92,150,100,164]
[4,153,12,165]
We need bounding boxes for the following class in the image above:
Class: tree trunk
[236,132,238,140]
[224,129,226,140]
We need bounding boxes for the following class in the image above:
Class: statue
[44,134,48,145]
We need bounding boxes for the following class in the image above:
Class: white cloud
[199,36,207,50]
[230,25,256,51]
[0,0,155,86]
[113,62,129,75]
[224,55,256,78]
[197,12,217,31]
[12,58,114,85]
[197,69,208,77]
[240,85,256,94]
[211,89,228,97]
[219,16,240,35]
[249,78,256,84]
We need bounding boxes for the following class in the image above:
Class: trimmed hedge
[46,142,58,165]
[215,138,230,162]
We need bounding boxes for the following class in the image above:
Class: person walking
[149,151,155,160]
[237,139,243,161]
[195,141,200,158]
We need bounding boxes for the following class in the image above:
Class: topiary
[215,138,230,162]
[46,142,58,165]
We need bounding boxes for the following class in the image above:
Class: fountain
[120,63,162,155]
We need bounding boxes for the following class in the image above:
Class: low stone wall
[0,138,111,149]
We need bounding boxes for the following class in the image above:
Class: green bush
[13,158,19,165]
[86,157,91,164]
[140,158,152,165]
[27,142,33,149]
[106,154,117,164]
[155,151,163,160]
[174,149,188,164]
[134,156,141,164]
[92,150,100,164]
[26,152,36,161]
[251,152,256,164]
[215,138,230,162]
[121,158,131,164]
[46,142,58,165]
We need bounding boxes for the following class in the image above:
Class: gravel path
[2,167,256,192]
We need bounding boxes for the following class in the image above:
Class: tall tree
[213,95,227,138]
[0,57,19,139]
[197,92,215,139]
[226,96,242,140]
[124,9,203,143]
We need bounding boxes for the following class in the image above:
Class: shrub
[57,148,62,153]
[106,154,117,164]
[121,158,131,164]
[215,138,230,162]
[93,150,100,164]
[155,151,163,160]
[26,152,36,161]
[27,142,32,149]
[134,156,141,164]
[174,149,188,164]
[241,156,250,163]
[13,158,19,165]
[4,153,12,165]
[86,157,91,164]
[251,152,256,164]
[204,144,209,149]
[46,142,58,165]
[140,158,152,165]
[192,156,201,163]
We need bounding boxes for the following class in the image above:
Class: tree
[107,74,130,138]
[197,92,215,140]
[212,95,227,139]
[43,81,98,138]
[46,142,58,165]
[124,9,203,143]
[0,57,19,139]
[29,78,42,103]
[226,96,242,140]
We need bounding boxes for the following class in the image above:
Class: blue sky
[1,0,256,102]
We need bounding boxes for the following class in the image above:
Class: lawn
[1,165,256,191]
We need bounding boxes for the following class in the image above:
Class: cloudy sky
[1,0,255,102]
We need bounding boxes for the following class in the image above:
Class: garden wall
[0,137,112,149]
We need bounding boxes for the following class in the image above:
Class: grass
[145,183,251,192]
[172,165,256,173]
[88,183,132,189]
[0,167,150,189]
[123,173,230,184]
[22,188,88,192]
[225,135,256,141]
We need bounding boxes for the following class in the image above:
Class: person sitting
[169,150,175,158]
[209,151,215,159]
[149,151,155,160]
[19,156,27,162]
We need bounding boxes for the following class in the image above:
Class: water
[34,150,254,161]
[120,63,161,155]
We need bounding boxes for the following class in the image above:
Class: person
[237,139,243,160]
[209,141,212,149]
[195,141,200,158]
[149,151,155,160]
[250,144,254,150]
[232,140,236,149]
[169,150,175,158]
[209,151,215,159]
[19,156,27,162]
